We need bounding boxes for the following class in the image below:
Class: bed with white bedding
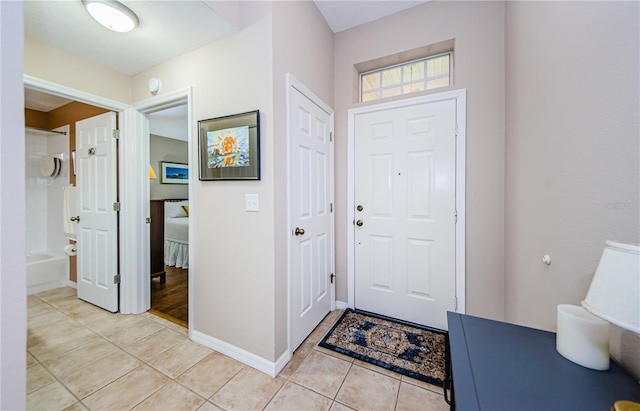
[164,200,189,269]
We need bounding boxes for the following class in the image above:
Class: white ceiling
[314,0,427,33]
[24,0,238,77]
[23,0,427,112]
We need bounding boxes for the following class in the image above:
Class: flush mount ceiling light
[82,0,139,33]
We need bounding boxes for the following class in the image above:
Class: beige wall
[133,2,277,361]
[334,1,506,320]
[24,37,132,104]
[149,135,188,200]
[132,0,334,362]
[504,1,640,377]
[21,0,640,376]
[23,0,334,366]
[271,0,335,358]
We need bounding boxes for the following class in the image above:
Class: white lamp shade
[582,240,640,334]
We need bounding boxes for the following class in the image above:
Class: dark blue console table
[447,312,640,410]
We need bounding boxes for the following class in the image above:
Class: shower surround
[25,127,69,294]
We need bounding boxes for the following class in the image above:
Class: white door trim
[347,89,466,315]
[286,73,335,357]
[23,75,194,318]
[24,75,128,112]
[128,88,193,320]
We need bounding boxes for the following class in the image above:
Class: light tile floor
[27,287,449,411]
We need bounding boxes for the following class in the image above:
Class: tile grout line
[29,292,447,411]
[29,290,212,411]
[27,294,86,410]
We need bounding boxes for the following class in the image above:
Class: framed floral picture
[198,110,260,180]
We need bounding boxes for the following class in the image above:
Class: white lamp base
[556,304,610,370]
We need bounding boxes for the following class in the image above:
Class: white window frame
[359,52,453,102]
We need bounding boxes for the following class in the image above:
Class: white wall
[334,1,506,320]
[504,0,640,378]
[0,1,27,408]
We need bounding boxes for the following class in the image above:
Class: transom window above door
[360,52,452,103]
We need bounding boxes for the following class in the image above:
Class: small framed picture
[198,110,260,180]
[161,162,188,184]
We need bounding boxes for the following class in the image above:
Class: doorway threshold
[148,308,187,329]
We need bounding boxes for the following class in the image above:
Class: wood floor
[150,265,188,326]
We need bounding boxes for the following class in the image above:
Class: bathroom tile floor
[27,287,449,411]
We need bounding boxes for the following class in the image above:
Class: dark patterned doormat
[319,308,447,386]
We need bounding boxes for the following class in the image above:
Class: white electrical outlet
[245,194,260,212]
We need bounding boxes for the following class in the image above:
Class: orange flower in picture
[199,110,259,180]
[221,136,236,154]
[206,125,250,169]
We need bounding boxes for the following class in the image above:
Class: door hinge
[454,210,457,224]
[455,123,458,138]
[330,203,333,213]
[330,131,333,142]
[114,274,121,284]
[113,202,121,212]
[330,273,335,284]
[113,129,120,140]
[455,296,458,311]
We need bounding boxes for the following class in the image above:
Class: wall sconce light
[149,165,157,180]
[82,0,139,33]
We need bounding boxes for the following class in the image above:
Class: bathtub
[26,252,68,294]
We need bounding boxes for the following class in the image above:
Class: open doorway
[148,105,189,326]
[24,88,115,297]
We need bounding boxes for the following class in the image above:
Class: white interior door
[76,112,119,312]
[354,99,457,330]
[289,79,334,351]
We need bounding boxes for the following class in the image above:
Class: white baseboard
[191,330,291,377]
[336,300,349,310]
[66,281,77,289]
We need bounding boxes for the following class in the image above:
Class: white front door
[289,78,334,351]
[354,98,457,330]
[76,112,119,312]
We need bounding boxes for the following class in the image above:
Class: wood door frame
[346,89,467,315]
[286,73,336,356]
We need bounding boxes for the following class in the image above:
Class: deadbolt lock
[356,205,363,212]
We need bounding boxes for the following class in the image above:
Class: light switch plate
[245,194,260,212]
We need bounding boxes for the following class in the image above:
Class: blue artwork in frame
[161,162,188,184]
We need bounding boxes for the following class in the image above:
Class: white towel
[63,185,77,240]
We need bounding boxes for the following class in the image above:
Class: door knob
[356,219,364,227]
[357,204,364,212]
[70,216,80,222]
[294,227,305,236]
